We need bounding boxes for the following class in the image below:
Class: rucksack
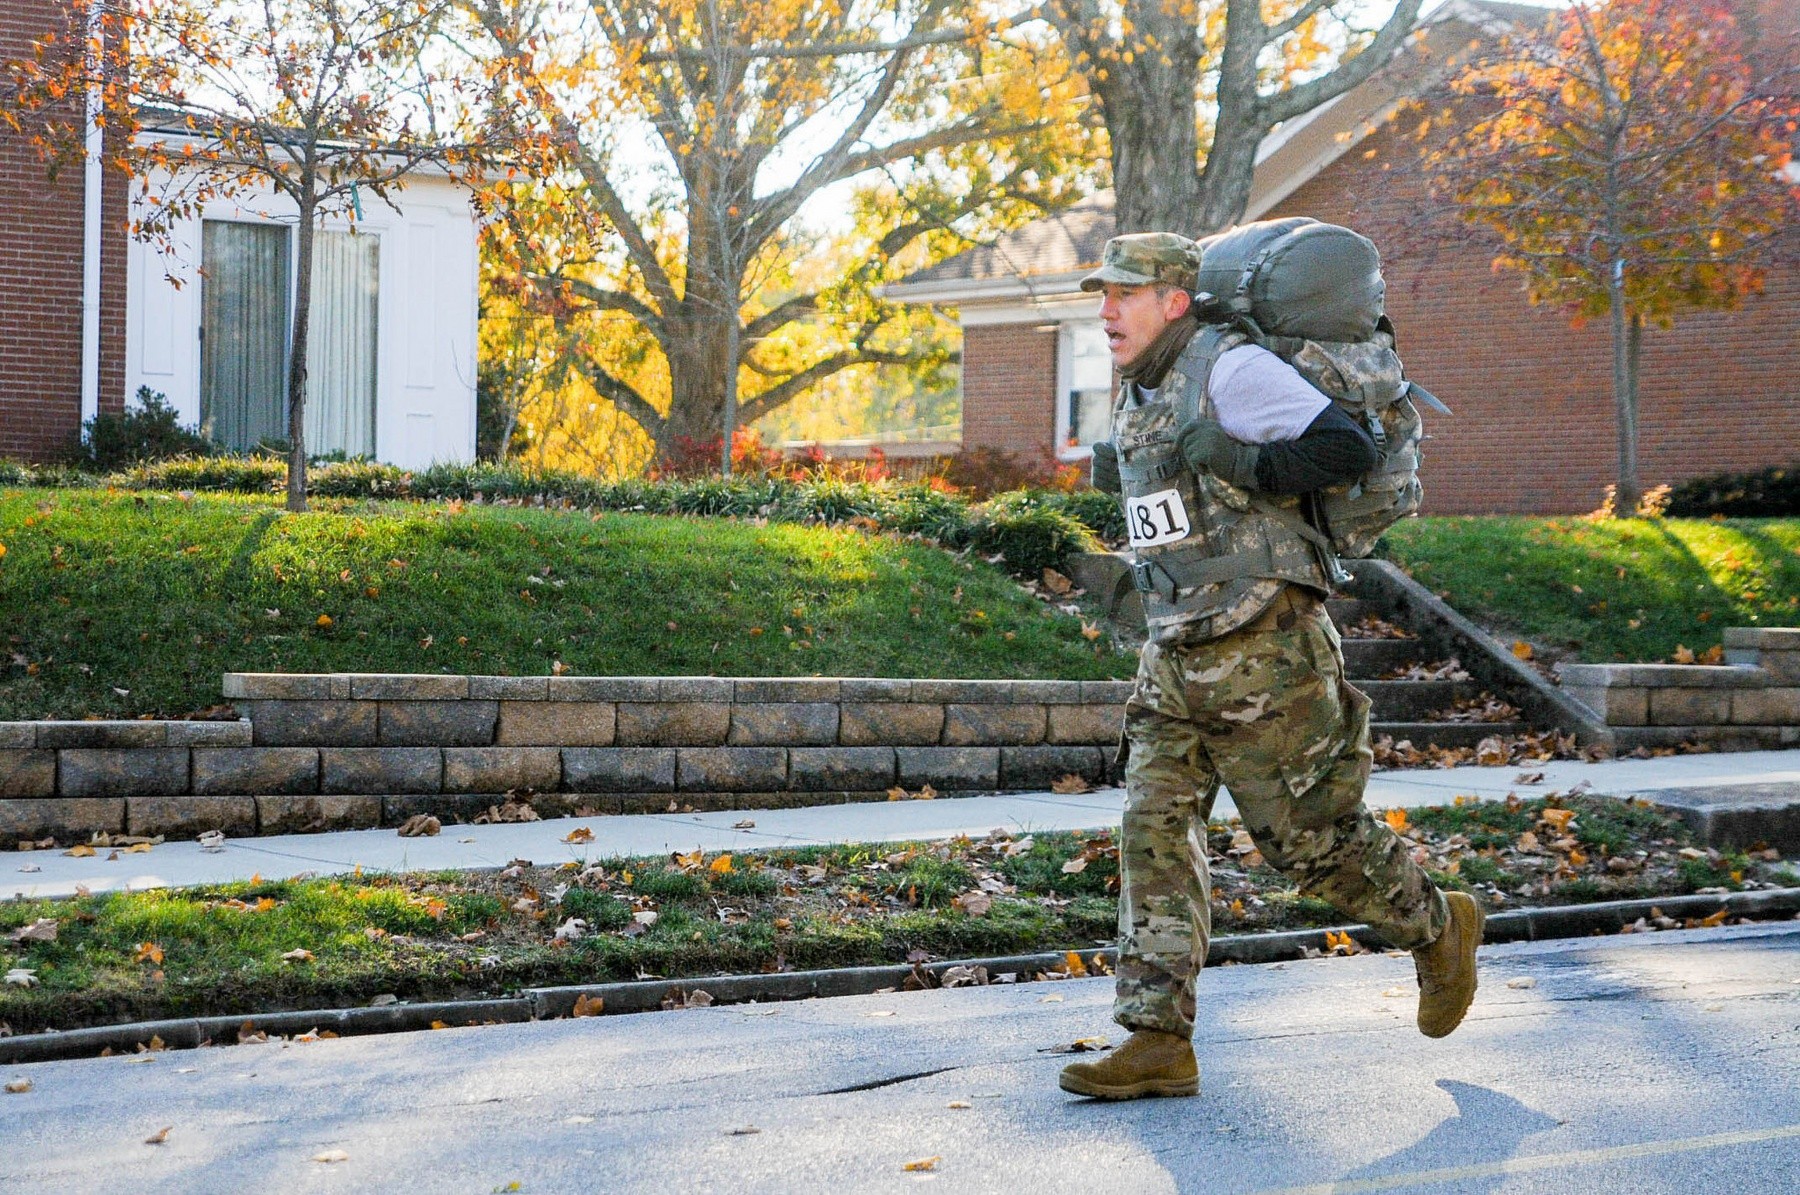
[1192,217,1449,558]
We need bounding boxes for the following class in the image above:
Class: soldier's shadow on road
[1320,1079,1560,1194]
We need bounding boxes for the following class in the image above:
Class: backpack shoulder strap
[1169,322,1245,427]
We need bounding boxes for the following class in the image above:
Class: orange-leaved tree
[469,0,1098,474]
[1419,0,1799,515]
[8,0,500,510]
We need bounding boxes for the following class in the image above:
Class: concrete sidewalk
[9,749,1799,901]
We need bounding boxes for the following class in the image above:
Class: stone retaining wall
[1558,629,1800,751]
[0,674,1131,840]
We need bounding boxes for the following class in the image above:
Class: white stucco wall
[124,170,479,469]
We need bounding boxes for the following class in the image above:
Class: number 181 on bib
[1127,487,1192,549]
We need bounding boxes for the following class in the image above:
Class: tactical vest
[1113,325,1335,644]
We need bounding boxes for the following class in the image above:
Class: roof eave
[881,268,1092,305]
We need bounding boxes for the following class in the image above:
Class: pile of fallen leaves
[1424,693,1524,724]
[1373,728,1593,769]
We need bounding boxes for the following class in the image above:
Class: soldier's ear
[1162,288,1193,321]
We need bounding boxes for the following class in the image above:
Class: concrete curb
[5,887,1797,1066]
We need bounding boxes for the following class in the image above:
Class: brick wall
[1266,109,1800,515]
[959,322,1059,462]
[0,0,127,463]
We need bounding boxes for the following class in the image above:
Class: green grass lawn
[0,488,1130,720]
[1385,516,1800,663]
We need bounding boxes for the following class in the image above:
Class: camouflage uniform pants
[1113,586,1449,1038]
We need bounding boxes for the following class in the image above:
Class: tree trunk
[656,304,735,469]
[287,200,316,513]
[1096,34,1204,235]
[1608,263,1641,517]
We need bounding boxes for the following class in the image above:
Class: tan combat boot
[1414,891,1484,1038]
[1058,1029,1199,1100]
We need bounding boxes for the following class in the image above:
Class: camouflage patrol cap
[1079,232,1201,292]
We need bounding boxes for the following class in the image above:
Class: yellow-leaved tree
[469,0,1099,474]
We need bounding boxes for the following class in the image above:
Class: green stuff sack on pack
[1194,217,1385,343]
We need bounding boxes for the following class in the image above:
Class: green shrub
[119,455,285,493]
[969,490,1102,576]
[1033,488,1126,544]
[1665,463,1800,517]
[74,388,216,472]
[310,460,414,497]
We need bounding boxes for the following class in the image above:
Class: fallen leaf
[732,819,756,829]
[7,917,58,944]
[955,891,993,916]
[4,1079,31,1094]
[63,844,95,858]
[397,814,441,838]
[1063,950,1089,978]
[198,830,226,852]
[312,1149,349,1164]
[903,1156,941,1172]
[134,942,164,965]
[728,1126,761,1136]
[1539,808,1576,832]
[5,967,39,988]
[1060,856,1089,875]
[1384,808,1409,833]
[563,827,595,844]
[1505,977,1538,990]
[316,614,334,629]
[709,854,735,875]
[238,1022,268,1044]
[430,1020,451,1030]
[1510,640,1534,661]
[947,1100,972,1109]
[1041,568,1073,595]
[571,994,605,1017]
[1040,1036,1111,1054]
[1671,644,1696,664]
[144,1127,172,1145]
[1699,908,1729,928]
[281,949,314,963]
[865,1009,896,1018]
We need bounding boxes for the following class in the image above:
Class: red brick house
[0,0,129,462]
[1,0,481,467]
[887,0,1800,515]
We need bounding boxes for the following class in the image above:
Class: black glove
[1177,418,1261,490]
[1089,441,1122,494]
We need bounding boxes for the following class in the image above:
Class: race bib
[1126,487,1192,548]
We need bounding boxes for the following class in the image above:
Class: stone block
[896,746,999,791]
[1082,680,1136,703]
[378,700,498,747]
[677,747,788,793]
[1757,652,1800,684]
[498,701,615,746]
[729,703,838,746]
[1722,627,1800,651]
[192,748,319,796]
[732,678,843,703]
[0,750,56,798]
[840,678,912,701]
[789,747,895,791]
[548,677,662,701]
[0,797,123,841]
[348,674,470,700]
[320,748,442,795]
[255,794,381,835]
[1559,663,1761,689]
[563,748,677,793]
[1563,685,1648,727]
[471,676,550,701]
[616,702,731,746]
[442,747,562,794]
[165,720,255,747]
[660,677,735,702]
[35,721,166,749]
[1000,745,1107,789]
[911,679,1011,704]
[247,700,378,747]
[127,795,257,839]
[0,724,35,749]
[1047,704,1126,745]
[1648,688,1731,726]
[1010,680,1085,704]
[223,673,345,701]
[59,749,189,797]
[1730,688,1800,726]
[943,704,1047,746]
[839,703,944,746]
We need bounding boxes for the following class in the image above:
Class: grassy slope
[0,488,1130,720]
[1385,516,1800,663]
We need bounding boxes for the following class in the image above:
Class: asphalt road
[4,922,1799,1194]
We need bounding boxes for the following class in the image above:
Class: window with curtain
[1063,319,1115,456]
[305,230,380,459]
[200,220,290,451]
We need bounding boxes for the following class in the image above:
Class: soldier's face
[1097,284,1191,370]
